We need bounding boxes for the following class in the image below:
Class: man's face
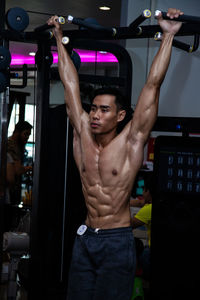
[89,94,123,135]
[20,129,31,144]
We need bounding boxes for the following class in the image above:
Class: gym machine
[1,4,200,300]
[151,135,200,299]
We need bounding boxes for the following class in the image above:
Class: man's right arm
[48,16,87,134]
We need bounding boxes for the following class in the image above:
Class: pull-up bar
[1,8,200,45]
[34,17,65,32]
[129,9,151,29]
[67,15,117,37]
[128,9,151,36]
[33,14,117,39]
[154,31,199,53]
[155,10,200,24]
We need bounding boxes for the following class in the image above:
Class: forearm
[130,33,174,140]
[129,9,182,143]
[55,36,83,130]
[147,32,174,87]
[56,36,79,89]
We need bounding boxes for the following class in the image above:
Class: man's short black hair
[14,121,33,133]
[91,87,127,112]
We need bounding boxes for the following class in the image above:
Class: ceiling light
[99,6,111,11]
[29,52,36,56]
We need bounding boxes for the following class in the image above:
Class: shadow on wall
[160,49,200,116]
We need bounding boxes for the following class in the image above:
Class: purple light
[10,50,118,65]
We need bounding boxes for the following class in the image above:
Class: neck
[94,129,117,149]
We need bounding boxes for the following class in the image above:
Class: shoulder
[7,138,21,161]
[7,137,14,147]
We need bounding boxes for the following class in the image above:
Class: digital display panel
[154,136,200,196]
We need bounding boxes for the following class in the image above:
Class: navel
[112,169,118,176]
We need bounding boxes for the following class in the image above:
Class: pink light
[11,54,35,65]
[11,50,118,65]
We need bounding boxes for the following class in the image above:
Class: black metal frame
[1,5,200,298]
[28,41,52,299]
[72,39,133,103]
[0,7,134,296]
[27,13,200,298]
[0,22,199,41]
[28,35,133,299]
[153,116,200,135]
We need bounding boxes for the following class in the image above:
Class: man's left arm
[128,8,183,145]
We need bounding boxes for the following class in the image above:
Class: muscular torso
[73,118,144,229]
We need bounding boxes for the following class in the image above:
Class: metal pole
[29,41,52,299]
[0,88,9,282]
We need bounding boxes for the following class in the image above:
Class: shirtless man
[48,8,183,300]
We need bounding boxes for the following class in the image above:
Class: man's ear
[117,110,126,122]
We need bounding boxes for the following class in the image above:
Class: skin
[48,8,183,229]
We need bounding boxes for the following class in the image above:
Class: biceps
[136,85,159,127]
[129,92,159,144]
